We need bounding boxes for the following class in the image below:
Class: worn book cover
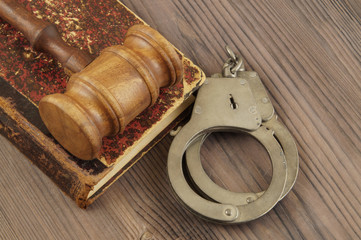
[0,0,204,208]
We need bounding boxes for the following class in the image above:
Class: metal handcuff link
[167,46,299,223]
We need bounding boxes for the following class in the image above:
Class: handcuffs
[167,47,299,223]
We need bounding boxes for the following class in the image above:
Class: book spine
[0,97,93,208]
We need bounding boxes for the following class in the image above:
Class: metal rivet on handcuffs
[167,46,299,223]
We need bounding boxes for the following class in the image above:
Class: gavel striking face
[39,25,183,160]
[0,0,183,160]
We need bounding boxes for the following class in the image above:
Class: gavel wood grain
[0,0,93,73]
[39,25,183,160]
[0,0,183,160]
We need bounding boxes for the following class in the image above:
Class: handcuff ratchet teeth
[167,47,299,223]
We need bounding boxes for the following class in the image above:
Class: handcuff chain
[222,46,245,78]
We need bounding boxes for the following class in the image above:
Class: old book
[0,0,204,208]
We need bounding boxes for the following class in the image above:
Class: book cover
[0,0,204,208]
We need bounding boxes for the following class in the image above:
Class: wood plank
[0,0,360,239]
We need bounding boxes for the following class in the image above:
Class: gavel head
[39,25,183,160]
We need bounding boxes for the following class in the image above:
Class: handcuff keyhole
[229,94,238,109]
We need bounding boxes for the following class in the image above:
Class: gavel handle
[0,0,93,73]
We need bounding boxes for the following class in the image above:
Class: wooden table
[1,0,360,239]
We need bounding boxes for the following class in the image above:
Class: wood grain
[0,0,93,73]
[0,0,360,239]
[39,24,183,160]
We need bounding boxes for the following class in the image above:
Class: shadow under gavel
[0,0,183,160]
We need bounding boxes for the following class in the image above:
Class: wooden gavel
[0,0,183,160]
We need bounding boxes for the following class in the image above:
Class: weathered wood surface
[0,0,360,239]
